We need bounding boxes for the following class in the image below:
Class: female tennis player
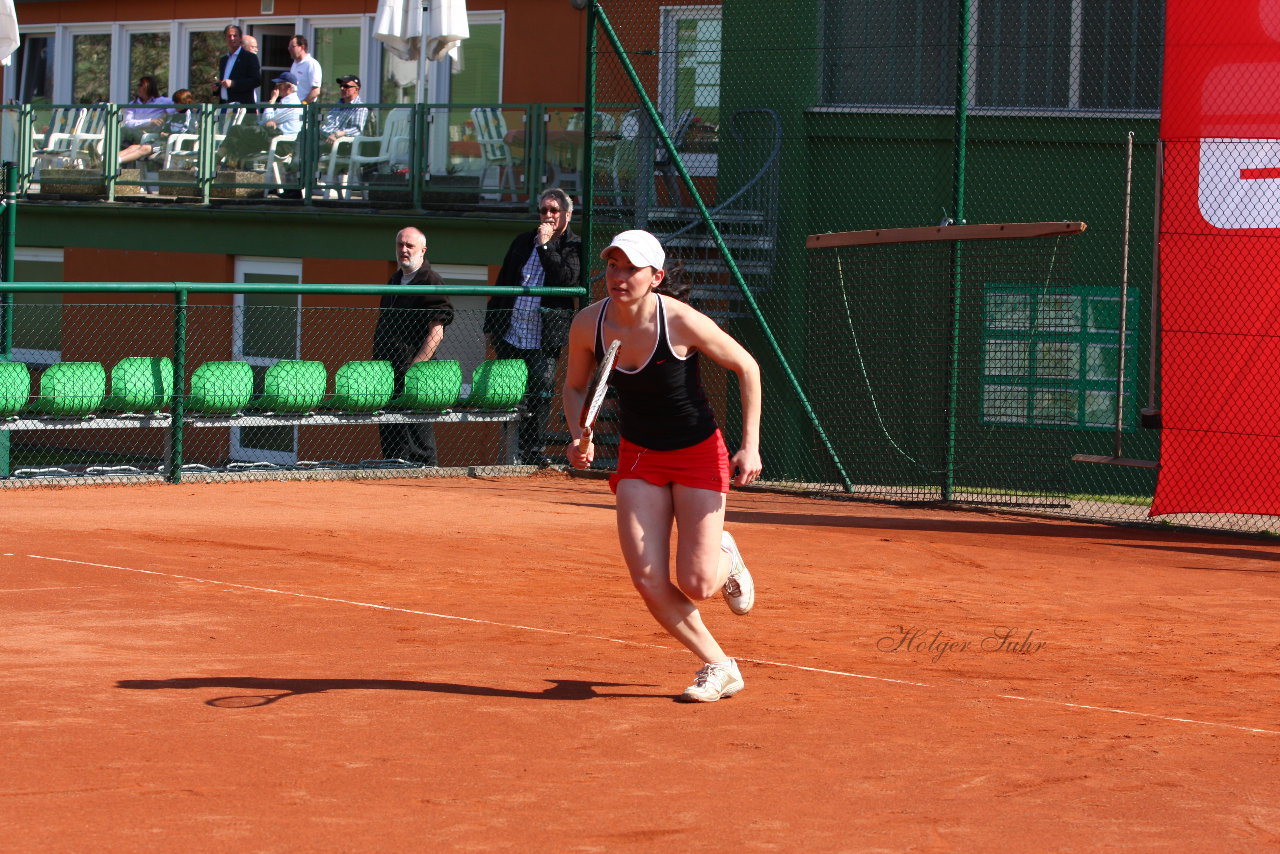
[563,229,762,702]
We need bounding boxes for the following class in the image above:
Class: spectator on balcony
[119,89,196,167]
[288,35,322,104]
[120,76,173,147]
[374,227,456,466]
[217,72,301,170]
[320,76,368,149]
[214,24,260,105]
[241,34,260,101]
[483,187,582,467]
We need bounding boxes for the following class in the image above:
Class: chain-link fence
[580,1,1278,535]
[0,287,576,485]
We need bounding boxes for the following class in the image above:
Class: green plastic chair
[250,360,327,413]
[32,361,106,417]
[186,361,254,414]
[462,359,528,410]
[325,360,395,412]
[389,360,461,411]
[102,356,174,412]
[0,361,30,417]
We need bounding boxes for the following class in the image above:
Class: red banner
[1154,0,1280,516]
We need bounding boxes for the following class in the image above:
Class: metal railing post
[582,3,598,297]
[168,288,187,483]
[1,162,14,478]
[944,0,972,502]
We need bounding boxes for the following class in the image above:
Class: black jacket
[217,49,261,104]
[373,264,455,374]
[483,226,581,350]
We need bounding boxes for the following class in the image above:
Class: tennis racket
[578,339,621,454]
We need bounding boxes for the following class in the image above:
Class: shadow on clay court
[1105,542,1280,569]
[118,677,661,707]
[565,501,1273,553]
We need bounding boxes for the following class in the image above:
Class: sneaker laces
[693,662,732,689]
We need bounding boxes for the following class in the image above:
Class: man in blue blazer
[214,25,260,105]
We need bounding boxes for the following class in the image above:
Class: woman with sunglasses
[483,187,582,467]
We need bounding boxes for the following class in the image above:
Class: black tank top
[595,295,718,450]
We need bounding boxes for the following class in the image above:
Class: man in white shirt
[288,35,322,103]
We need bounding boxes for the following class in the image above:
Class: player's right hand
[567,439,592,469]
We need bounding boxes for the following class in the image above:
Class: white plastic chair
[471,107,517,201]
[31,107,86,177]
[164,108,244,170]
[67,108,110,169]
[344,108,412,198]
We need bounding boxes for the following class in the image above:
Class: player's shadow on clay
[117,676,659,708]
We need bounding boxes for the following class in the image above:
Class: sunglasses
[340,83,358,89]
[539,206,562,214]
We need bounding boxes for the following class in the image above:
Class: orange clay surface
[1,473,1278,853]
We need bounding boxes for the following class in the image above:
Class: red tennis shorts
[609,429,731,494]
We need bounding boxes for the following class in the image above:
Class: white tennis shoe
[678,659,745,703]
[720,530,755,615]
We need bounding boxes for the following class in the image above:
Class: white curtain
[425,0,470,64]
[374,0,469,64]
[0,0,19,67]
[373,0,423,62]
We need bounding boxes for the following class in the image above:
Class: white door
[230,257,302,464]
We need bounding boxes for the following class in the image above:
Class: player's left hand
[730,448,761,487]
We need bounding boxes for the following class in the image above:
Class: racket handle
[578,429,593,454]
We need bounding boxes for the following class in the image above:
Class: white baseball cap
[600,229,665,270]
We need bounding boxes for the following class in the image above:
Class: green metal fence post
[104,104,121,202]
[594,4,854,492]
[944,0,972,502]
[1,162,14,478]
[198,104,214,204]
[582,3,598,297]
[168,288,187,484]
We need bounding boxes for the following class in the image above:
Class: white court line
[20,553,1280,736]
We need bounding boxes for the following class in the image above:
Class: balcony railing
[0,101,652,210]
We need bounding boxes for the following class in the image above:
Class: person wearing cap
[287,34,323,104]
[261,71,303,135]
[561,229,762,703]
[320,76,369,147]
[484,187,582,467]
[216,72,301,172]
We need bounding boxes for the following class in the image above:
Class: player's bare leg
[615,478,728,664]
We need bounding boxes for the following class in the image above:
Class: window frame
[658,4,720,177]
[9,247,65,366]
[816,0,1160,120]
[230,257,303,465]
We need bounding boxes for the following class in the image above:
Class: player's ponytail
[655,259,691,303]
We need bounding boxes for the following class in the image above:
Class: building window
[981,284,1137,429]
[128,31,172,95]
[313,25,362,102]
[72,32,111,103]
[12,35,55,104]
[232,258,302,464]
[659,6,720,176]
[185,28,226,105]
[821,0,1162,113]
[10,248,64,366]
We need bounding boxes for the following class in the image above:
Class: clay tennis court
[2,473,1277,852]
